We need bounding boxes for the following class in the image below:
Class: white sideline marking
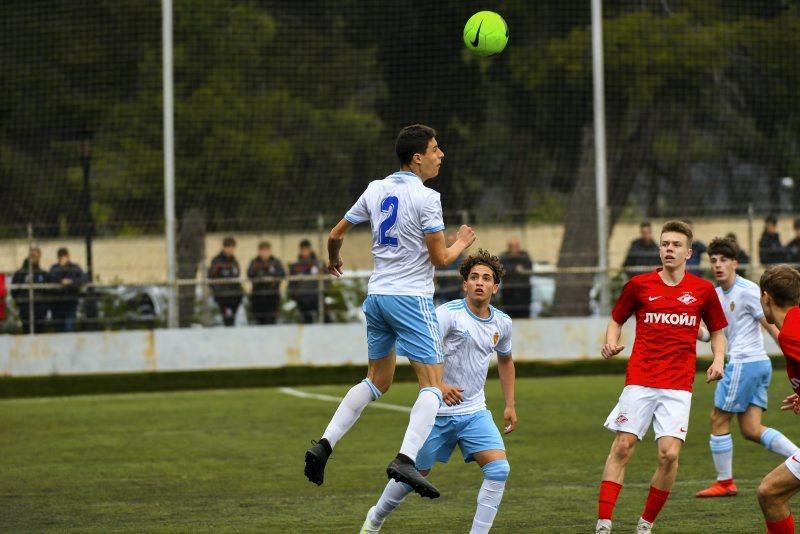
[278,387,411,413]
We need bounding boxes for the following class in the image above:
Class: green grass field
[1,373,796,533]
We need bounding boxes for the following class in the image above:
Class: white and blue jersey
[345,171,444,297]
[714,276,773,413]
[416,300,513,470]
[346,171,445,363]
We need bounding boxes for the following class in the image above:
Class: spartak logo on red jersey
[677,292,697,305]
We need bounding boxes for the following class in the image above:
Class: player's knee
[481,459,510,482]
[657,448,680,467]
[369,375,392,394]
[611,436,636,461]
[742,426,762,442]
[757,479,777,506]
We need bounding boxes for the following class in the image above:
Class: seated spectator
[759,214,785,266]
[11,247,49,334]
[208,236,244,327]
[49,247,86,332]
[623,221,661,277]
[248,241,285,325]
[785,218,800,266]
[499,237,532,318]
[288,239,325,324]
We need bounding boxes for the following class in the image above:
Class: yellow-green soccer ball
[463,11,508,57]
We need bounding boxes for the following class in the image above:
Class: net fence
[1,0,799,330]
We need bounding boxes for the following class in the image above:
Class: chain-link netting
[1,1,799,329]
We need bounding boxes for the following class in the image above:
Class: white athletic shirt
[436,299,513,416]
[716,275,769,363]
[344,171,445,296]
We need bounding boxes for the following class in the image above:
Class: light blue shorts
[362,294,443,365]
[415,409,505,470]
[715,359,772,413]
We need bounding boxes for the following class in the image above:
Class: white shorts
[604,385,692,441]
[784,451,800,481]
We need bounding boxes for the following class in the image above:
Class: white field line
[278,387,411,413]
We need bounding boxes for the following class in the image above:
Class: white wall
[0,318,778,377]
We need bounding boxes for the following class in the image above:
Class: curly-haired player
[360,249,517,534]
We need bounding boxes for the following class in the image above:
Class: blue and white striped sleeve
[436,305,453,339]
[421,191,445,234]
[496,317,513,357]
[746,285,765,320]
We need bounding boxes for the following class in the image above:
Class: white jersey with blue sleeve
[435,299,513,416]
[716,275,769,363]
[344,171,444,297]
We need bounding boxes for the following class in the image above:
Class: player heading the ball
[304,124,476,499]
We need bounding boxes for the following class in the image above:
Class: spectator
[623,221,661,277]
[759,214,785,266]
[288,239,324,324]
[247,241,285,325]
[208,236,244,327]
[49,247,86,332]
[434,231,464,304]
[11,247,49,334]
[784,218,800,266]
[724,232,750,276]
[684,220,707,275]
[499,237,532,318]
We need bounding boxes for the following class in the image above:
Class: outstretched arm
[497,355,517,434]
[327,219,352,277]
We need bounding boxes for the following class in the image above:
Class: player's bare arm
[705,329,726,383]
[601,320,625,359]
[326,218,351,277]
[425,224,476,267]
[760,316,781,345]
[498,354,517,434]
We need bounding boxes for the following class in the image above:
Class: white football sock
[471,479,506,534]
[398,387,441,461]
[321,379,379,448]
[761,427,799,457]
[709,434,733,480]
[372,479,413,523]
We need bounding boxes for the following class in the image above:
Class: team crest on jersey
[730,301,736,311]
[677,292,697,305]
[492,332,500,346]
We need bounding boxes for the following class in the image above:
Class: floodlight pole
[162,0,178,328]
[591,0,610,314]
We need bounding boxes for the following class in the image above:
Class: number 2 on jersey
[378,196,399,246]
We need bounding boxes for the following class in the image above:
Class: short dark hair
[707,237,739,260]
[222,236,236,248]
[760,265,800,307]
[395,124,436,165]
[639,221,651,229]
[459,249,506,284]
[258,241,271,250]
[299,239,312,248]
[57,247,69,258]
[660,220,693,245]
[765,214,778,226]
[724,232,738,242]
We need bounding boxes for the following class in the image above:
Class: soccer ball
[463,11,508,57]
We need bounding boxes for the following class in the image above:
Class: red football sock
[598,480,623,520]
[718,478,734,486]
[641,486,670,523]
[766,515,795,534]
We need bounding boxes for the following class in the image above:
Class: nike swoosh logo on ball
[471,20,483,47]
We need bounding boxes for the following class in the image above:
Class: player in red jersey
[595,220,728,534]
[756,265,800,534]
